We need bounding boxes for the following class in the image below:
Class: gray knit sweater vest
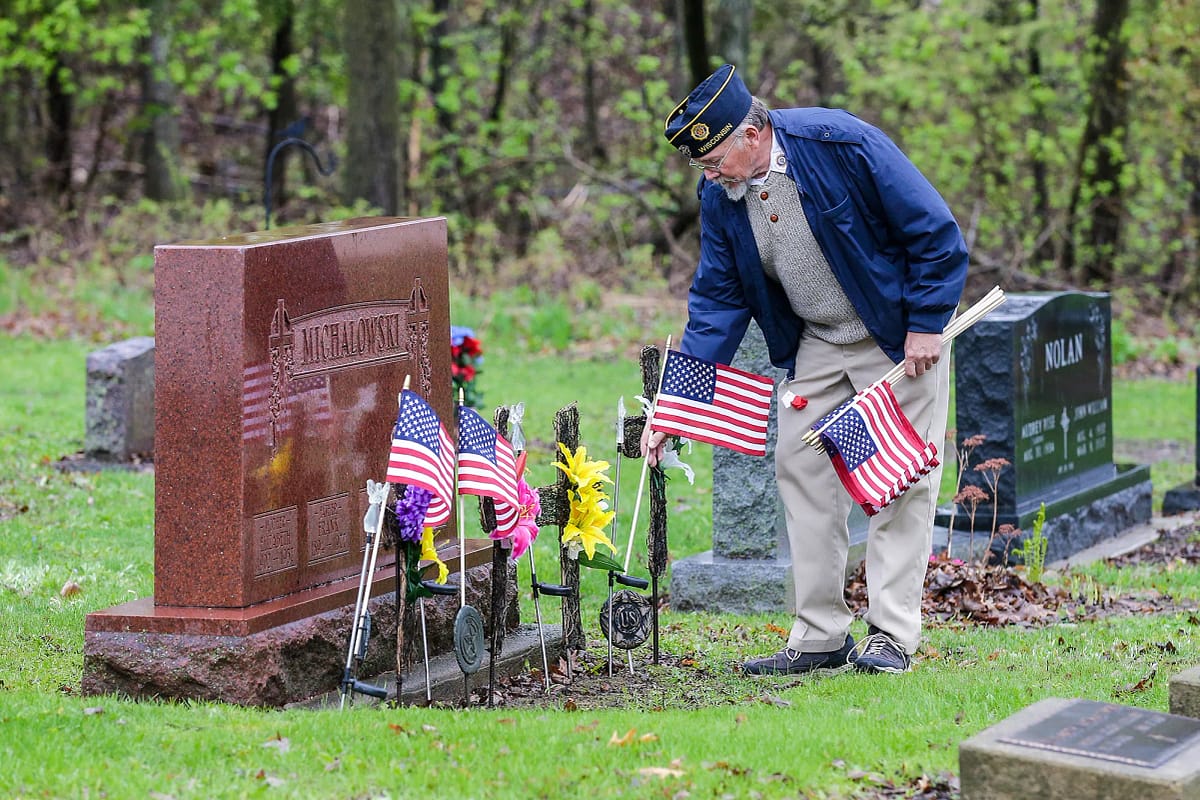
[745,169,869,345]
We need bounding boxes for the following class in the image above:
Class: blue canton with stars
[395,391,443,454]
[824,410,877,470]
[458,406,498,461]
[661,352,716,403]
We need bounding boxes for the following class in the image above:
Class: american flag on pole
[651,349,774,457]
[814,382,939,516]
[456,405,520,535]
[387,389,455,527]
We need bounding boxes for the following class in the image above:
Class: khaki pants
[775,332,950,655]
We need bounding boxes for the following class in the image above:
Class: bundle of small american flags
[808,382,940,517]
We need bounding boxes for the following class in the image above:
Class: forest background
[1,0,1198,357]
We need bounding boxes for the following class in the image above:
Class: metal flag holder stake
[528,545,572,692]
[600,396,650,677]
[339,479,392,709]
[391,375,463,705]
[500,409,570,693]
[417,577,458,703]
[451,394,486,706]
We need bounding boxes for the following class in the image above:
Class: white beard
[722,181,747,202]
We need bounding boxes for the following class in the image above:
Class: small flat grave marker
[960,697,1200,800]
[998,698,1200,768]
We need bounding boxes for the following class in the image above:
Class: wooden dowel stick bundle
[802,286,1007,452]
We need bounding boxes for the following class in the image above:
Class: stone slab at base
[670,525,870,615]
[670,550,793,615]
[298,624,564,708]
[84,546,513,707]
[960,697,1200,800]
[936,465,1152,563]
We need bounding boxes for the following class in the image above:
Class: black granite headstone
[941,292,1151,561]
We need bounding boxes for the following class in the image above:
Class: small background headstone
[84,336,155,463]
[959,697,1200,799]
[1162,366,1200,514]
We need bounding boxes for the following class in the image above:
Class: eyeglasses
[687,133,743,173]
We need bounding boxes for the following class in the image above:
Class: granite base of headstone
[83,217,509,707]
[670,322,868,615]
[960,697,1200,799]
[85,560,516,707]
[936,292,1152,563]
[296,622,563,709]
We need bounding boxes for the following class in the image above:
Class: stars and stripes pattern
[386,389,455,527]
[650,350,774,457]
[814,382,939,516]
[455,405,520,535]
[242,363,333,443]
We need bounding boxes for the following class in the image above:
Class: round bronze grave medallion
[598,589,651,650]
[453,605,485,674]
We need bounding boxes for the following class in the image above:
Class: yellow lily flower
[554,443,612,489]
[563,495,617,560]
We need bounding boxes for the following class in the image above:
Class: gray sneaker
[851,627,911,674]
[743,634,856,676]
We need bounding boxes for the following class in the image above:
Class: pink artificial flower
[502,477,541,559]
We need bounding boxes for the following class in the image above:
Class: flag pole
[624,335,672,575]
[456,389,467,610]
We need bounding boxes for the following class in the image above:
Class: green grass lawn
[1,311,1198,798]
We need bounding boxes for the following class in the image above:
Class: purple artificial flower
[394,484,433,544]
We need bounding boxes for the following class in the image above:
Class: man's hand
[641,424,667,467]
[904,331,943,378]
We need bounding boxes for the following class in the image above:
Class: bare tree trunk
[44,57,73,208]
[265,0,301,215]
[142,0,184,202]
[676,0,710,88]
[1063,0,1132,284]
[577,0,606,162]
[342,0,401,214]
[427,0,455,136]
[1027,0,1052,265]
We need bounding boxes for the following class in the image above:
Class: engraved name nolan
[292,302,410,374]
[1044,332,1084,370]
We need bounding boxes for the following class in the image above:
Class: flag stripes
[651,350,774,457]
[386,389,455,527]
[816,382,939,516]
[456,405,520,535]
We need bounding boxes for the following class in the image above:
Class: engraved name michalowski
[291,301,410,374]
[268,279,430,378]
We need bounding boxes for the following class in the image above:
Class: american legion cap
[663,64,753,159]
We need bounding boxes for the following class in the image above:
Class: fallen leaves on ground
[845,522,1200,628]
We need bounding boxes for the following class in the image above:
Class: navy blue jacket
[680,108,968,376]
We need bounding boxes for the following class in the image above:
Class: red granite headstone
[84,217,507,705]
[151,216,453,608]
